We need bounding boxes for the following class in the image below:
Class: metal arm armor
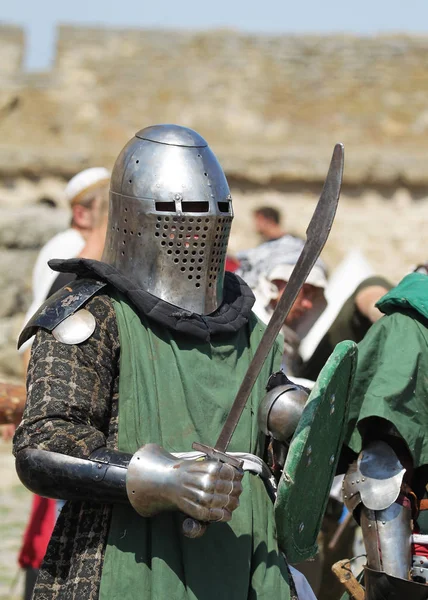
[258,371,309,443]
[343,440,411,580]
[17,278,107,349]
[16,444,244,526]
[15,447,132,505]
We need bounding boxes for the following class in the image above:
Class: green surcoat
[99,293,291,600]
[345,272,428,469]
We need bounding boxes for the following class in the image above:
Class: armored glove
[126,443,243,522]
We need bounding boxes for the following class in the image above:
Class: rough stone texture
[0,249,37,317]
[0,25,23,74]
[0,314,26,379]
[0,206,69,248]
[2,26,428,183]
[2,25,428,378]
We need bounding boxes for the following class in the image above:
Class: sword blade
[214,143,344,453]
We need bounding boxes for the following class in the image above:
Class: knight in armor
[13,125,319,600]
[341,270,428,599]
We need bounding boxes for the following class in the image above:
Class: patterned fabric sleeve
[14,293,120,459]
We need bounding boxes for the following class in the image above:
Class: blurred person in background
[252,258,328,378]
[236,206,311,289]
[19,166,110,366]
[253,206,287,242]
[297,275,392,383]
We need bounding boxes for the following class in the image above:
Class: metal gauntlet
[126,443,243,522]
[258,374,309,443]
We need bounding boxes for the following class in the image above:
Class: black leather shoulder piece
[18,278,107,349]
[265,370,291,392]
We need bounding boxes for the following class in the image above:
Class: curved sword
[183,143,344,538]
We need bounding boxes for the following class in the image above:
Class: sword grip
[182,517,207,538]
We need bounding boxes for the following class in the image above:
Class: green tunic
[344,272,428,469]
[99,293,291,600]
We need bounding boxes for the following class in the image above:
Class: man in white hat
[252,259,328,377]
[20,167,110,357]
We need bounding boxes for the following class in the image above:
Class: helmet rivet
[175,193,182,201]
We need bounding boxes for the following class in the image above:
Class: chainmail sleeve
[14,293,120,458]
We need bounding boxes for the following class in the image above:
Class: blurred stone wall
[1,24,428,379]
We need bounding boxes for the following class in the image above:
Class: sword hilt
[181,442,244,539]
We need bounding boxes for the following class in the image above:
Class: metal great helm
[102,124,233,314]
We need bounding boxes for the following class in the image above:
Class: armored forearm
[15,446,131,505]
[15,444,243,524]
[343,440,412,580]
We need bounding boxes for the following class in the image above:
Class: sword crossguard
[191,442,244,469]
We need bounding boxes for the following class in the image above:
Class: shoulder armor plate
[343,440,406,512]
[18,278,107,349]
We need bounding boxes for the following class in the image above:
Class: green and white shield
[274,340,358,563]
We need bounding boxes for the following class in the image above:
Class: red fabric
[18,495,56,569]
[225,256,240,273]
[413,543,428,559]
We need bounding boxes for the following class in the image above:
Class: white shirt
[20,228,85,352]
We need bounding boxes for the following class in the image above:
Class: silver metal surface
[52,309,96,345]
[102,124,233,314]
[126,443,243,522]
[257,383,308,443]
[343,441,405,513]
[412,554,428,568]
[361,503,412,579]
[343,460,363,511]
[411,554,428,583]
[358,440,406,510]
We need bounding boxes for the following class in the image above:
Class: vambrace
[15,447,132,505]
[343,440,412,580]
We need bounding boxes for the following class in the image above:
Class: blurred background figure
[236,206,308,289]
[19,167,110,367]
[252,258,328,377]
[298,253,392,382]
[253,206,287,242]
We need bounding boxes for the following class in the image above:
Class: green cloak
[99,293,292,600]
[344,272,428,469]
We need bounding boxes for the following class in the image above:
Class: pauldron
[18,278,106,348]
[258,371,309,443]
